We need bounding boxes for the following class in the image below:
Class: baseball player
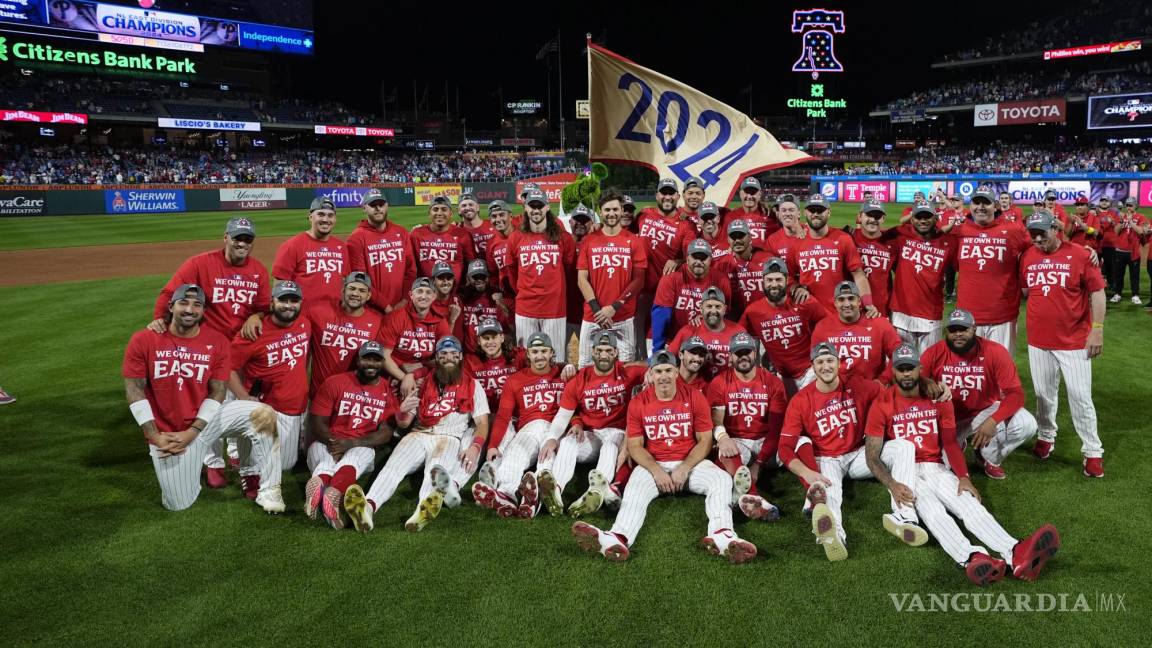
[706,333,787,521]
[852,200,896,314]
[1067,197,1100,250]
[473,332,568,518]
[739,257,828,395]
[571,350,757,563]
[151,217,270,340]
[787,194,875,314]
[537,331,646,517]
[467,318,527,416]
[409,195,476,282]
[636,178,695,354]
[1021,210,1107,477]
[997,192,1024,224]
[123,284,281,513]
[271,196,349,312]
[575,189,648,366]
[714,218,774,318]
[428,261,463,331]
[564,205,595,352]
[666,286,747,379]
[506,188,577,350]
[946,189,1030,354]
[1109,197,1146,304]
[378,277,452,397]
[866,345,1061,585]
[651,239,732,352]
[1096,196,1119,293]
[345,336,490,532]
[900,192,928,218]
[674,336,712,393]
[721,177,779,247]
[457,259,512,354]
[921,309,1037,479]
[484,200,518,315]
[347,189,416,314]
[619,195,638,231]
[687,202,732,261]
[765,195,810,261]
[811,281,903,382]
[781,342,925,561]
[304,341,402,529]
[886,203,958,354]
[458,193,495,257]
[305,272,382,397]
[679,176,707,225]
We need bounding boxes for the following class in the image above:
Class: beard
[947,336,977,354]
[435,363,462,386]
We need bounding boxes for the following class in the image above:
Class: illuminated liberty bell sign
[791,9,845,80]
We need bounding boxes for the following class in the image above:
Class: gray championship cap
[621,195,636,210]
[570,204,593,221]
[701,286,726,305]
[526,332,553,350]
[225,217,256,238]
[1026,210,1058,232]
[833,280,860,298]
[476,318,503,336]
[411,277,434,292]
[343,271,372,289]
[360,189,387,206]
[683,176,705,191]
[681,336,709,354]
[911,204,938,218]
[763,257,788,276]
[310,196,335,212]
[1125,196,1138,206]
[892,344,920,369]
[861,200,886,215]
[169,283,207,305]
[520,182,539,198]
[591,330,618,349]
[272,280,303,300]
[657,177,679,193]
[466,259,490,278]
[727,219,751,237]
[524,188,548,205]
[740,177,762,192]
[810,341,838,361]
[946,308,976,329]
[358,340,385,357]
[488,199,509,214]
[686,239,713,258]
[776,193,798,206]
[649,349,679,367]
[1044,189,1058,200]
[972,188,995,204]
[729,332,758,354]
[430,195,453,207]
[435,336,463,354]
[699,201,720,219]
[806,194,829,211]
[431,261,455,278]
[459,193,477,204]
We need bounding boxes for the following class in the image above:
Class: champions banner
[588,41,811,202]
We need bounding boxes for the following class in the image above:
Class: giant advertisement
[1087,93,1152,130]
[104,189,186,213]
[462,182,517,204]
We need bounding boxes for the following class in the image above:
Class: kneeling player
[865,345,1060,585]
[304,341,402,529]
[572,351,757,563]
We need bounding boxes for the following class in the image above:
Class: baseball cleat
[471,482,498,510]
[965,552,1007,586]
[739,494,781,521]
[732,465,752,501]
[205,466,228,489]
[304,476,325,520]
[806,482,828,506]
[322,486,346,530]
[1032,439,1053,460]
[1109,293,1122,303]
[255,486,285,514]
[516,472,540,519]
[343,484,373,533]
[1012,524,1060,581]
[1083,457,1104,478]
[571,521,603,554]
[0,388,15,405]
[429,464,461,507]
[405,491,444,533]
[700,530,758,564]
[536,470,564,517]
[811,503,848,561]
[976,453,1006,480]
[477,462,497,487]
[241,475,260,500]
[567,488,603,518]
[883,513,930,547]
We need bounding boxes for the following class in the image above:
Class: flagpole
[586,33,592,161]
[558,29,565,154]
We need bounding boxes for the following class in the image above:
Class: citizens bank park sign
[973,98,1066,127]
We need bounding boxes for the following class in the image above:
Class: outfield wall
[809,173,1152,207]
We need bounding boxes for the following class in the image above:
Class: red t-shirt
[811,314,903,382]
[311,372,399,439]
[463,219,497,257]
[713,249,774,317]
[953,220,1030,325]
[456,287,512,354]
[637,207,694,290]
[377,304,451,367]
[490,365,567,447]
[229,316,311,415]
[411,366,478,428]
[306,303,383,396]
[780,377,881,461]
[667,321,748,379]
[559,362,647,429]
[653,266,733,337]
[853,230,896,314]
[346,219,417,312]
[1097,209,1120,249]
[485,230,516,297]
[765,227,808,260]
[706,367,787,440]
[786,229,864,311]
[1114,212,1147,252]
[1067,211,1100,249]
[577,229,649,322]
[626,382,713,462]
[998,206,1025,224]
[507,229,577,319]
[723,207,780,246]
[920,337,1025,422]
[866,388,965,477]
[409,224,475,281]
[153,249,271,339]
[1020,241,1106,350]
[466,349,527,415]
[739,296,827,378]
[122,327,231,434]
[888,226,957,320]
[272,232,350,310]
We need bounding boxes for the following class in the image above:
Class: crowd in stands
[817,144,1152,175]
[0,146,574,185]
[880,63,1152,110]
[942,0,1152,61]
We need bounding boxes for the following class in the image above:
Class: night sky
[289,1,1070,128]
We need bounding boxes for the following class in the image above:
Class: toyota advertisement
[1087,93,1152,130]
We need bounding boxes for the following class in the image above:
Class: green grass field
[0,204,1145,645]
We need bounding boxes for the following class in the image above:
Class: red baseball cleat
[1083,457,1104,478]
[241,475,260,500]
[516,472,540,519]
[1032,439,1053,460]
[205,466,227,489]
[1012,524,1060,581]
[471,482,499,510]
[965,552,1006,586]
[976,453,1006,480]
[322,487,346,530]
[304,475,325,520]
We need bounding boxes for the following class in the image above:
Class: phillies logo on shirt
[814,397,858,437]
[266,331,309,367]
[152,347,212,381]
[727,389,769,417]
[1026,258,1071,294]
[643,407,692,442]
[759,313,804,348]
[520,378,563,410]
[320,321,375,362]
[418,239,460,262]
[640,218,677,247]
[518,241,561,267]
[212,275,258,308]
[940,363,986,402]
[581,381,628,416]
[891,405,940,443]
[396,326,437,358]
[798,245,842,279]
[590,242,632,273]
[959,234,1009,270]
[901,239,946,273]
[859,247,891,274]
[474,365,516,397]
[826,332,872,368]
[368,239,406,267]
[336,391,390,423]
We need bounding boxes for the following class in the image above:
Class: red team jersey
[466,349,528,415]
[722,207,780,246]
[637,207,694,290]
[626,383,713,462]
[714,249,775,317]
[780,377,881,462]
[577,229,649,321]
[920,338,1026,423]
[1019,241,1106,350]
[122,327,231,434]
[272,233,350,310]
[667,321,748,379]
[866,389,965,477]
[464,220,497,257]
[811,315,903,381]
[311,372,399,439]
[888,226,957,320]
[377,304,451,367]
[739,296,827,378]
[485,230,516,295]
[952,220,1030,325]
[229,316,311,415]
[786,230,864,310]
[410,366,478,428]
[490,366,567,447]
[1096,209,1120,249]
[154,250,271,338]
[999,206,1025,224]
[653,266,733,336]
[346,219,417,312]
[507,229,577,319]
[305,304,383,396]
[852,230,896,313]
[409,224,475,281]
[765,227,808,261]
[559,362,647,430]
[706,367,788,440]
[456,288,512,354]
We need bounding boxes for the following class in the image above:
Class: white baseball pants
[538,427,625,492]
[914,462,1018,566]
[780,368,817,398]
[956,403,1037,466]
[515,315,568,356]
[495,420,551,496]
[892,312,942,356]
[975,321,1017,356]
[364,431,463,508]
[577,318,637,367]
[817,440,918,544]
[306,441,376,480]
[204,402,302,471]
[1027,346,1103,458]
[609,459,734,546]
